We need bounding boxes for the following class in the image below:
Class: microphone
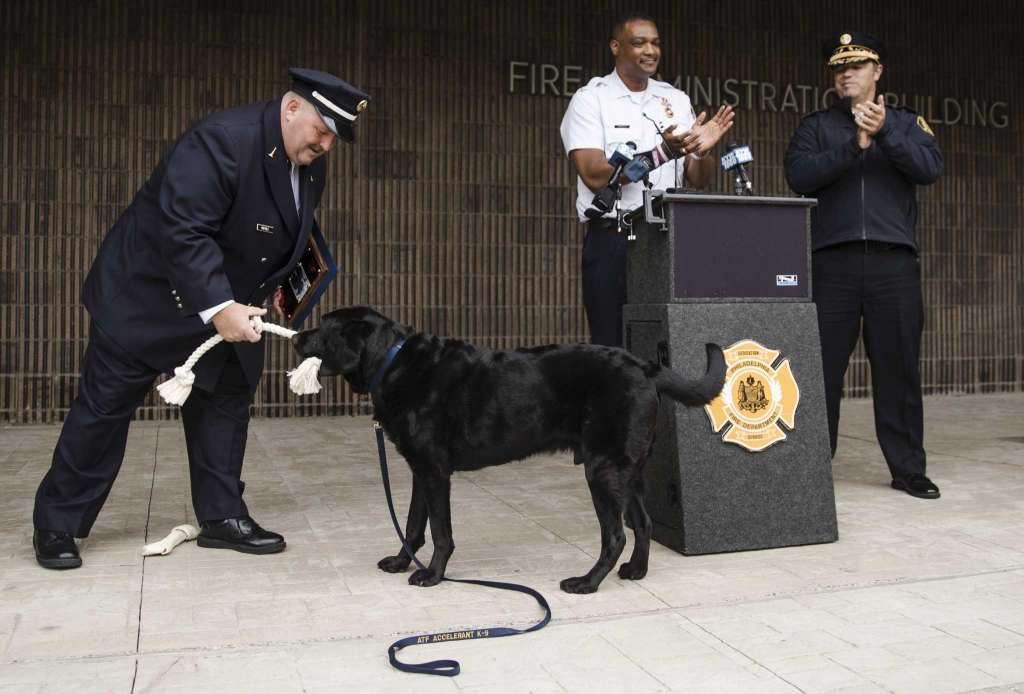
[642,112,680,191]
[720,141,754,195]
[605,141,636,187]
[584,142,636,219]
[622,151,654,183]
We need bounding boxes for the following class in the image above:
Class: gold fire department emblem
[705,339,800,452]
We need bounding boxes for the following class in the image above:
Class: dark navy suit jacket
[82,98,326,392]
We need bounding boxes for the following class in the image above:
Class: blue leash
[374,424,552,676]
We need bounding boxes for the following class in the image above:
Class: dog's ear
[319,319,367,377]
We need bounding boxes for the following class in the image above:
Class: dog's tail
[653,343,726,407]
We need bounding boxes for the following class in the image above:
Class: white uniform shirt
[560,70,697,222]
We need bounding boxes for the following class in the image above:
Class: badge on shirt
[659,96,674,118]
[916,116,935,137]
[256,223,274,234]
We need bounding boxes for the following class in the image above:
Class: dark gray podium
[623,191,838,555]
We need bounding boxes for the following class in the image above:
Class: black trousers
[33,321,253,536]
[581,219,628,347]
[812,241,926,479]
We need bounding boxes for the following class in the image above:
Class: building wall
[1,0,1021,422]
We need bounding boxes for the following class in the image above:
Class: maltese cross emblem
[705,339,800,452]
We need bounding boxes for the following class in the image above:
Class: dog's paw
[409,569,442,587]
[617,561,648,580]
[377,555,411,573]
[559,576,598,594]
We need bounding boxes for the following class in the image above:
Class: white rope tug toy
[157,316,323,405]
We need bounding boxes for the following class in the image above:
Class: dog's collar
[368,338,406,393]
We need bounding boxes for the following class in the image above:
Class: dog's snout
[291,329,315,356]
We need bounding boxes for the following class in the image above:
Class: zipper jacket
[784,98,943,252]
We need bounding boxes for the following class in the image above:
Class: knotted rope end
[288,356,323,395]
[157,365,196,405]
[141,524,199,557]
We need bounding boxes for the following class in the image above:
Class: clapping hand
[675,105,735,157]
[853,96,886,148]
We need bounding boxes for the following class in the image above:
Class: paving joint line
[680,615,810,694]
[131,422,162,694]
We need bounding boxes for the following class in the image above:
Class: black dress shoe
[197,516,285,554]
[891,474,941,499]
[33,529,82,569]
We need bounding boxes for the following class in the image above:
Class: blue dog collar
[369,338,406,393]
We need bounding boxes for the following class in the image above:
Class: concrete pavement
[2,393,1023,693]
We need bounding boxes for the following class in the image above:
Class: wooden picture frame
[280,226,338,328]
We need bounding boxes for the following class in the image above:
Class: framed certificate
[280,226,338,328]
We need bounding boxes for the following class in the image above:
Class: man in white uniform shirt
[560,13,734,346]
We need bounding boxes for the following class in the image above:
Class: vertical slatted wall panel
[1,0,1021,422]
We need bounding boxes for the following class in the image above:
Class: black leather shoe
[33,529,82,569]
[891,474,941,499]
[197,516,285,554]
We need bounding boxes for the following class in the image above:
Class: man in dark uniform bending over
[32,68,370,568]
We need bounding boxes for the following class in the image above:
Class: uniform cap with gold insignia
[288,67,370,142]
[822,31,886,68]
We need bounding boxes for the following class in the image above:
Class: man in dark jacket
[784,33,943,499]
[32,68,370,568]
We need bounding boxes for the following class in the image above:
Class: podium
[623,192,838,555]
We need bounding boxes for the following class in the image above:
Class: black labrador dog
[293,306,725,593]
